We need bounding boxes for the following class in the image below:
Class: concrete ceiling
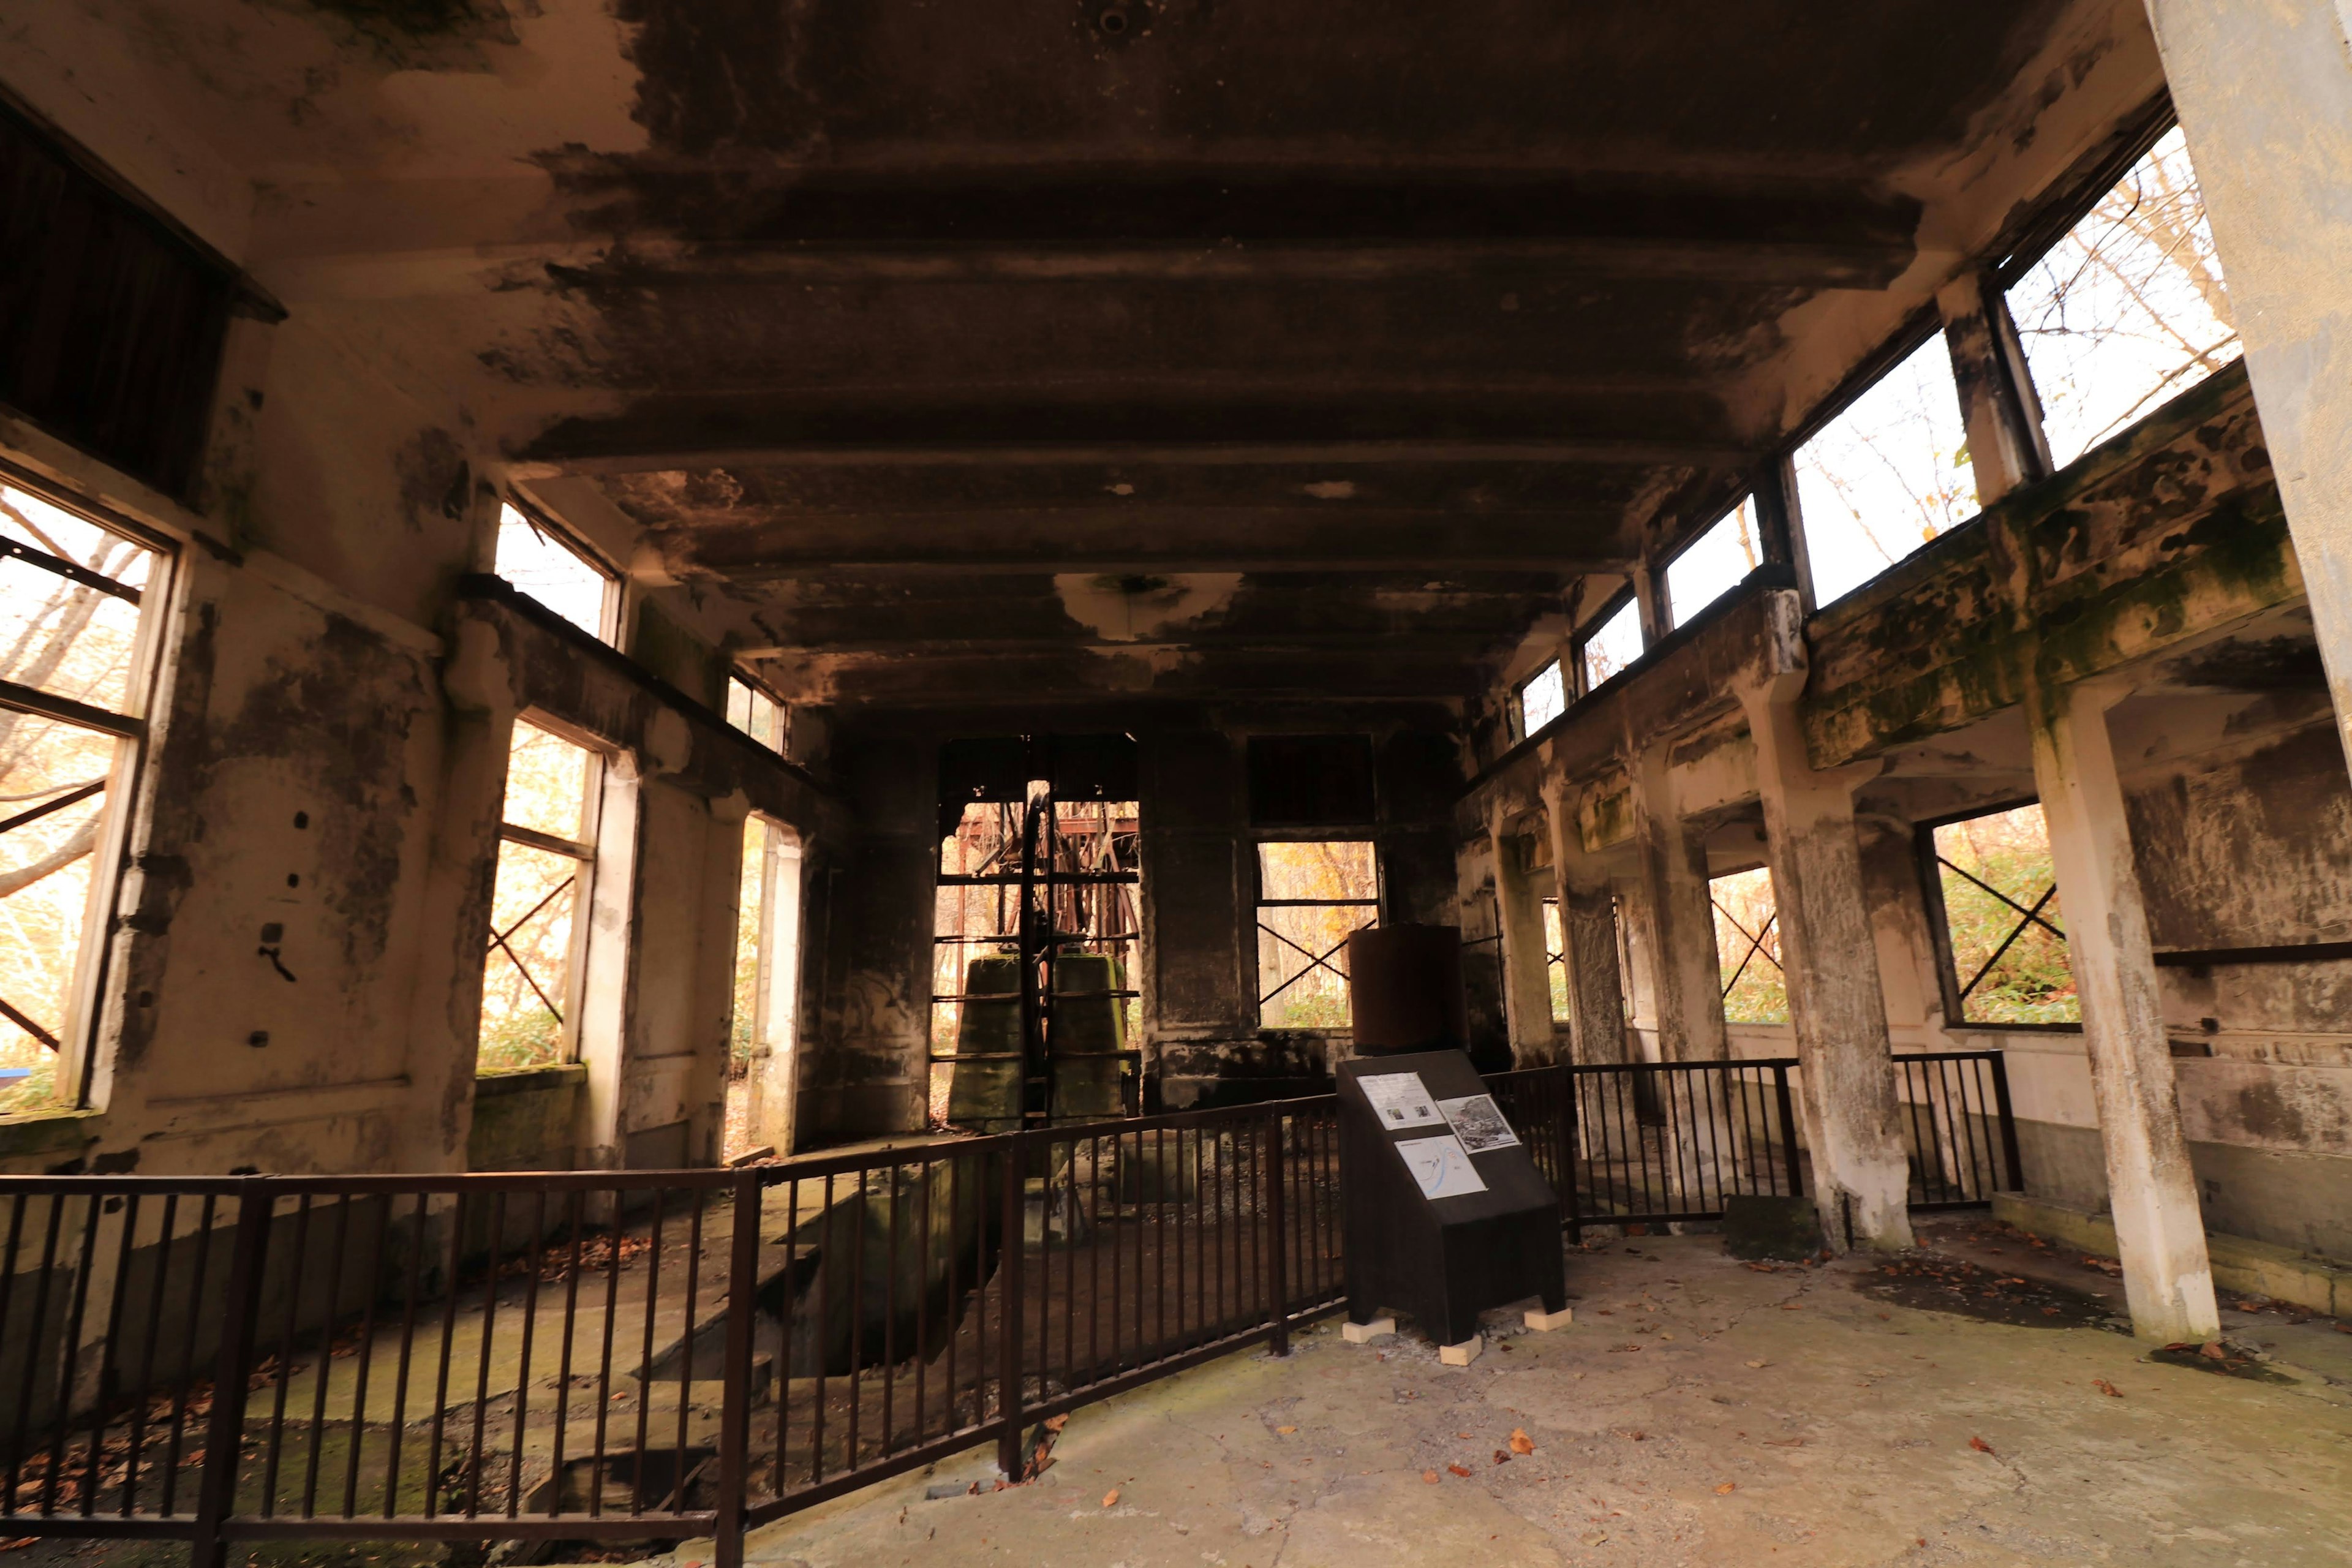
[18,0,2171,710]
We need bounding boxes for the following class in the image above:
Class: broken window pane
[1256,839,1378,1030]
[1931,804,2078,1025]
[726,674,786,753]
[1793,336,1977,608]
[1580,597,1643,692]
[1711,867,1787,1024]
[2006,127,2239,469]
[1667,499,1760,628]
[1541,896,1569,1024]
[480,720,599,1072]
[496,503,611,641]
[1519,659,1566,736]
[0,481,160,1117]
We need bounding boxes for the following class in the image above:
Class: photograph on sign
[1393,1133,1488,1199]
[1359,1072,1442,1129]
[1437,1093,1520,1152]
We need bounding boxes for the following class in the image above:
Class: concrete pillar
[1630,741,1727,1063]
[1937,270,2051,505]
[1540,777,1629,1066]
[1736,666,1915,1253]
[2142,1,2352,777]
[1488,818,1559,1065]
[2029,677,2220,1341]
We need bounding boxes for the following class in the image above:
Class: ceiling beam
[523,437,1747,476]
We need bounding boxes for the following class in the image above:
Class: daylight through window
[1256,840,1379,1029]
[1540,897,1569,1024]
[496,503,612,641]
[1519,659,1566,737]
[480,719,600,1071]
[2006,127,2239,469]
[0,481,165,1115]
[1794,336,1977,608]
[726,675,787,753]
[1667,499,1762,628]
[1710,867,1786,1024]
[1579,596,1644,693]
[1926,803,2078,1026]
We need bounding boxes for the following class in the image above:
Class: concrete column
[2142,0,2352,776]
[1736,674,1915,1253]
[2029,677,2220,1341]
[1938,270,2051,505]
[1630,742,1727,1062]
[1488,818,1559,1065]
[1540,777,1629,1066]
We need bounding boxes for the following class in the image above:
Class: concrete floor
[674,1226,2352,1568]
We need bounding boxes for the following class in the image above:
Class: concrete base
[1522,1305,1574,1331]
[1438,1335,1482,1366]
[1992,1193,2352,1319]
[1341,1316,1396,1344]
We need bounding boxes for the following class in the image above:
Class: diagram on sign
[1393,1134,1488,1199]
[1436,1093,1520,1152]
[1358,1072,1442,1129]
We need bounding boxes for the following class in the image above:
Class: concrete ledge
[0,1107,100,1169]
[1993,1193,2352,1318]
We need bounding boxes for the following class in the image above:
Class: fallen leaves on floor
[1447,1464,1472,1478]
[1276,1425,1297,1434]
[1510,1428,1536,1455]
[1101,1488,1120,1507]
[2092,1379,2122,1397]
[1422,1469,1440,1484]
[1715,1482,1738,1494]
[1969,1436,1996,1456]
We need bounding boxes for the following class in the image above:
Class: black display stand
[1336,1049,1567,1347]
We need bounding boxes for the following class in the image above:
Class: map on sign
[1359,1072,1442,1130]
[1437,1093,1520,1153]
[1394,1134,1487,1199]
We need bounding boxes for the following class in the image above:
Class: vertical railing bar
[915,1158,932,1446]
[1988,1050,2025,1192]
[43,1191,105,1517]
[590,1186,623,1518]
[258,1192,312,1518]
[339,1193,390,1519]
[631,1188,665,1515]
[845,1168,865,1477]
[465,1189,505,1519]
[1773,1066,1804,1198]
[546,1190,584,1519]
[1195,1126,1211,1329]
[1153,1126,1168,1358]
[506,1189,548,1518]
[124,1191,178,1517]
[84,1190,141,1517]
[0,1191,31,1518]
[1703,1068,1732,1213]
[1966,1058,1999,1199]
[424,1190,466,1521]
[772,1175,797,1495]
[190,1185,271,1568]
[382,1193,426,1521]
[164,1192,217,1519]
[810,1174,829,1487]
[1210,1127,1227,1333]
[675,1189,704,1514]
[713,1170,761,1568]
[1265,1115,1289,1354]
[882,1163,900,1457]
[1087,1136,1101,1381]
[965,1166,982,1444]
[1902,1060,1932,1203]
[994,1143,1023,1480]
[1923,1060,1956,1203]
[1061,1140,1077,1384]
[299,1194,355,1519]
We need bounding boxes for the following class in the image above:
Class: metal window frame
[485,716,608,1065]
[1251,836,1380,1020]
[1913,799,2082,1033]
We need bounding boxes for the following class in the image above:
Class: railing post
[1265,1113,1289,1357]
[713,1173,762,1568]
[1554,1065,1581,1243]
[192,1183,272,1568]
[1986,1051,2026,1193]
[995,1139,1026,1479]
[1771,1065,1804,1198]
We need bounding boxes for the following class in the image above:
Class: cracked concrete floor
[665,1233,2352,1568]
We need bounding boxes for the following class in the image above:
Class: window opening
[725,674,787,753]
[1518,658,1566,738]
[930,790,1142,1129]
[2006,127,2239,468]
[1710,867,1786,1023]
[495,503,612,641]
[1667,498,1761,629]
[1256,839,1379,1029]
[0,479,165,1115]
[479,720,598,1071]
[1579,595,1644,693]
[1540,897,1569,1024]
[1793,335,1977,607]
[728,815,801,1159]
[1925,803,2078,1025]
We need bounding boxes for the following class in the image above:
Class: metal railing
[0,1055,2010,1561]
[1892,1050,2024,1209]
